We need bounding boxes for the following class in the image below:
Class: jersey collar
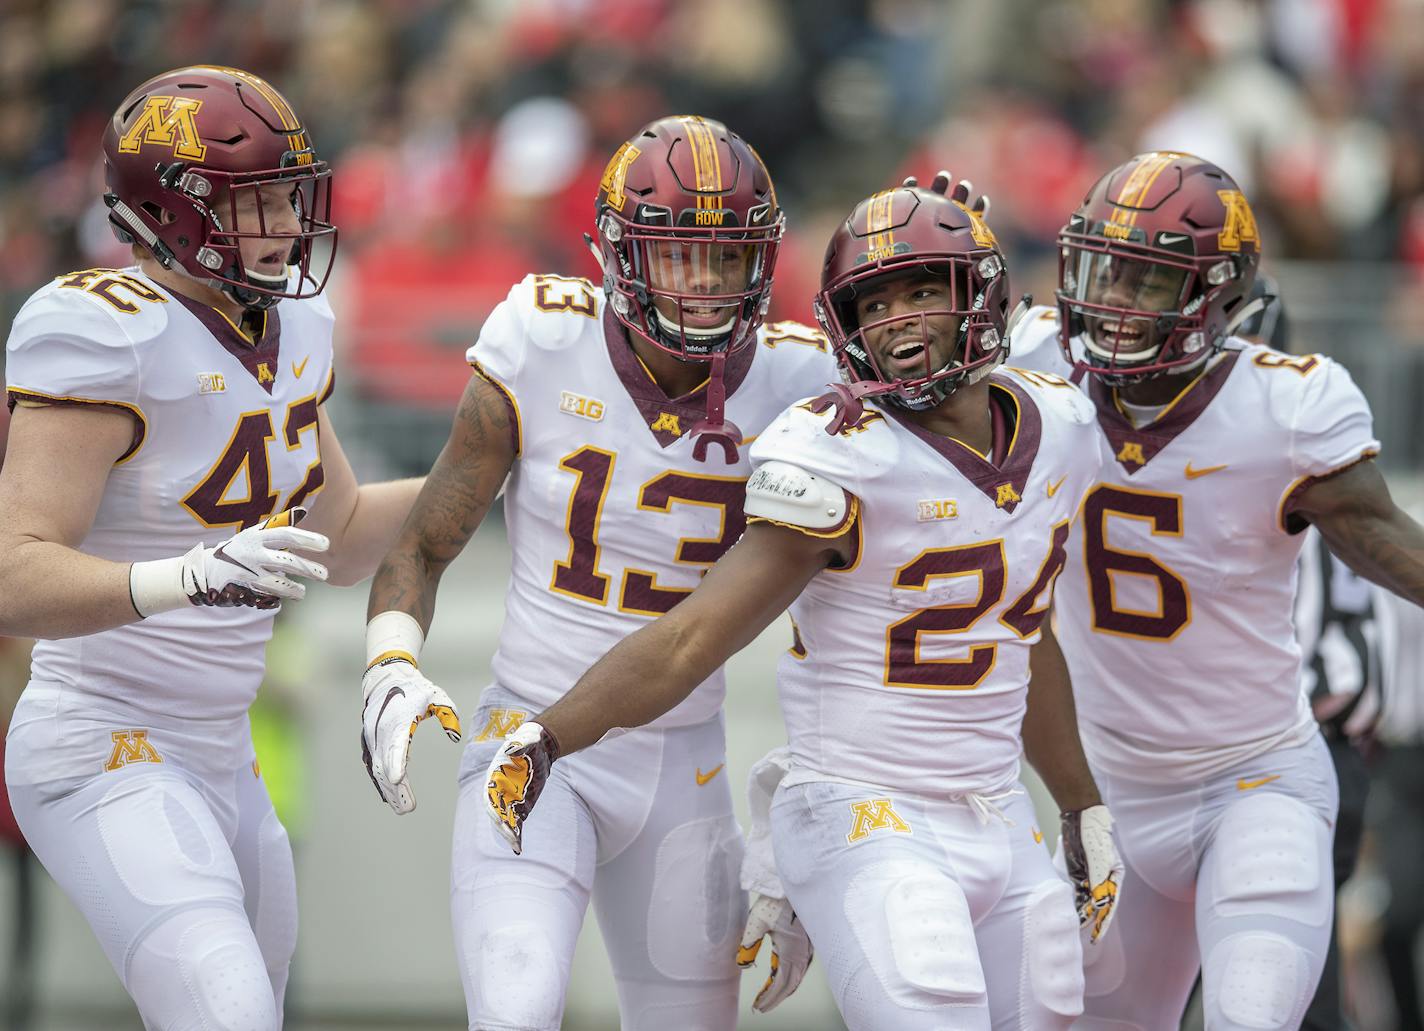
[168,290,283,395]
[883,371,1042,514]
[1089,349,1241,474]
[602,308,757,449]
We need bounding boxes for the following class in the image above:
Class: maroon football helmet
[594,115,782,360]
[1056,151,1261,382]
[101,65,336,310]
[815,183,1011,412]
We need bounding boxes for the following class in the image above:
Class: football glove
[360,654,462,815]
[483,721,560,854]
[1059,804,1124,945]
[902,169,991,216]
[128,507,329,616]
[736,893,813,1013]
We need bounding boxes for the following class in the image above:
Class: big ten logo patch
[474,708,527,742]
[559,391,605,422]
[847,798,911,844]
[105,730,163,771]
[917,499,959,522]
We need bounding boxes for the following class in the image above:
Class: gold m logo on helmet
[954,200,997,248]
[847,798,911,843]
[600,142,641,213]
[1216,190,1259,252]
[117,96,207,161]
[104,730,163,771]
[650,412,682,435]
[474,709,527,742]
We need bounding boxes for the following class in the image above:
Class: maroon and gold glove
[484,722,561,854]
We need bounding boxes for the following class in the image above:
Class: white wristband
[365,610,426,671]
[128,552,193,618]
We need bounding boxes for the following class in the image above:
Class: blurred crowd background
[1,0,1423,1028]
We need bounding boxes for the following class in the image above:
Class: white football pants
[5,681,295,1031]
[451,686,744,1031]
[771,778,1084,1030]
[1077,734,1339,1031]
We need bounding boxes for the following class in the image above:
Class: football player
[361,116,840,1030]
[481,180,1124,1029]
[1010,151,1424,1030]
[0,66,422,1029]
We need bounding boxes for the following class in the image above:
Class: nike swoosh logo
[292,356,310,379]
[1032,827,1044,844]
[1158,233,1189,245]
[1236,774,1281,791]
[212,544,259,575]
[695,764,725,786]
[1185,462,1228,479]
[1046,475,1068,498]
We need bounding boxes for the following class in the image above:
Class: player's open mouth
[883,339,929,373]
[681,302,732,328]
[1095,321,1149,354]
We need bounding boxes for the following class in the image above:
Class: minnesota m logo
[847,798,911,844]
[994,483,1021,508]
[1216,190,1259,252]
[257,362,274,384]
[105,730,163,771]
[650,412,682,435]
[1117,442,1147,465]
[474,709,527,743]
[955,200,998,248]
[117,96,207,161]
[599,142,641,213]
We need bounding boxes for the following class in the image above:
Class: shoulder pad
[745,459,851,532]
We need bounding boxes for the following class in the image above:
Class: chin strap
[689,353,744,464]
[1221,292,1273,340]
[583,232,606,273]
[807,380,894,436]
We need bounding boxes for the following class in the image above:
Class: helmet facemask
[599,208,781,361]
[171,155,333,310]
[819,255,1007,412]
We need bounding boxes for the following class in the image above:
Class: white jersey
[1012,307,1380,779]
[5,266,334,723]
[467,274,837,727]
[748,369,1101,797]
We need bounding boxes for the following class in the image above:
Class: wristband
[365,610,425,672]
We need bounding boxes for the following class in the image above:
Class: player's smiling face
[852,267,964,382]
[645,239,755,333]
[1081,253,1189,361]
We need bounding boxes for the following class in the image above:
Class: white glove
[737,893,813,1012]
[483,721,560,855]
[129,507,329,615]
[360,655,462,815]
[1059,804,1124,945]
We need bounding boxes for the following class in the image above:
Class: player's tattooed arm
[365,372,516,630]
[1022,616,1103,813]
[535,520,849,755]
[1292,458,1424,607]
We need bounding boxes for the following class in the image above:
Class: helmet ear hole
[140,201,173,224]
